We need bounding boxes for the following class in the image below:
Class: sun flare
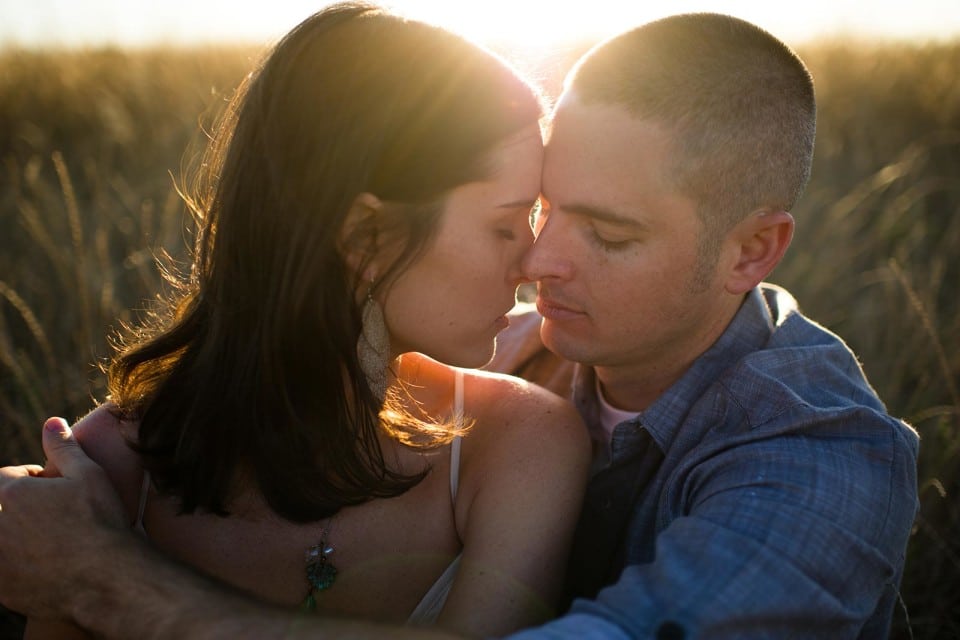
[387,0,644,48]
[0,0,955,50]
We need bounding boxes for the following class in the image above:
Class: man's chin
[540,321,589,362]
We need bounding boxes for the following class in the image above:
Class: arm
[435,376,591,637]
[0,420,470,640]
[505,411,919,639]
[24,620,94,639]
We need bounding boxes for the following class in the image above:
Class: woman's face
[382,123,544,368]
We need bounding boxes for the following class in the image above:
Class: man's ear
[723,209,794,295]
[338,192,384,277]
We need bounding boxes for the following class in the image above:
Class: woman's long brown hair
[107,2,544,522]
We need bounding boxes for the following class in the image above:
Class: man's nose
[520,211,574,283]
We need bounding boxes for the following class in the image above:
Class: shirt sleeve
[506,407,919,639]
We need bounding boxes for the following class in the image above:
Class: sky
[1,0,958,51]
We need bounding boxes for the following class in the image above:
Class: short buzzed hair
[567,13,816,243]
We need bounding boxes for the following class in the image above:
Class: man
[0,13,918,639]
[486,13,919,638]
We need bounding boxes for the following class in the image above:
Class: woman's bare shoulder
[465,368,581,427]
[398,354,589,466]
[451,368,590,595]
[460,368,590,466]
[71,404,144,521]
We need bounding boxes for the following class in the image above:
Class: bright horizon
[1,0,959,52]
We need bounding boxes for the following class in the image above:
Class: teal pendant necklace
[301,517,337,612]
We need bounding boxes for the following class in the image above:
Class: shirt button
[656,621,685,640]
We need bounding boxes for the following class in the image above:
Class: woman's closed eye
[494,204,538,241]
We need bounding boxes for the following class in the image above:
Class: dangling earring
[357,286,390,401]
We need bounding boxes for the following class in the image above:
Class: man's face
[523,95,733,396]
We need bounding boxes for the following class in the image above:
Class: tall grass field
[1,39,958,638]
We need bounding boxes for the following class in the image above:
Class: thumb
[40,417,91,479]
[40,418,128,529]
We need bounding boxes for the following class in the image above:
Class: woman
[25,2,590,638]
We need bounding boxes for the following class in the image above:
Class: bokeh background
[1,1,958,637]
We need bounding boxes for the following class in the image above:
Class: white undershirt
[595,376,641,456]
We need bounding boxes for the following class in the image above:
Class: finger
[38,462,62,478]
[0,464,43,482]
[41,417,96,479]
[0,464,43,512]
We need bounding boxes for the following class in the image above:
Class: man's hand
[0,418,128,619]
[0,420,469,640]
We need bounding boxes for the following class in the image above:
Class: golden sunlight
[386,0,657,49]
[1,0,956,50]
[385,0,959,51]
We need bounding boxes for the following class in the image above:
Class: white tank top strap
[449,368,464,505]
[133,470,151,536]
[408,369,465,626]
[406,554,462,626]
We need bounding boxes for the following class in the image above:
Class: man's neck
[594,295,744,413]
[594,360,690,414]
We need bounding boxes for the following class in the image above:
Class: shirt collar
[643,286,788,453]
[572,286,790,459]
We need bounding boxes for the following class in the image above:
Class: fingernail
[44,417,69,434]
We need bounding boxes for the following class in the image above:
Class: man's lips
[535,294,583,321]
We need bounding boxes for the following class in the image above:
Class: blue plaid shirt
[490,285,919,639]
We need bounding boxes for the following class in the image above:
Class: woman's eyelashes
[496,207,538,241]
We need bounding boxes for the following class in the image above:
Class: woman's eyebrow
[496,198,540,210]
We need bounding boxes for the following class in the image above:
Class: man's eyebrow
[565,203,649,230]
